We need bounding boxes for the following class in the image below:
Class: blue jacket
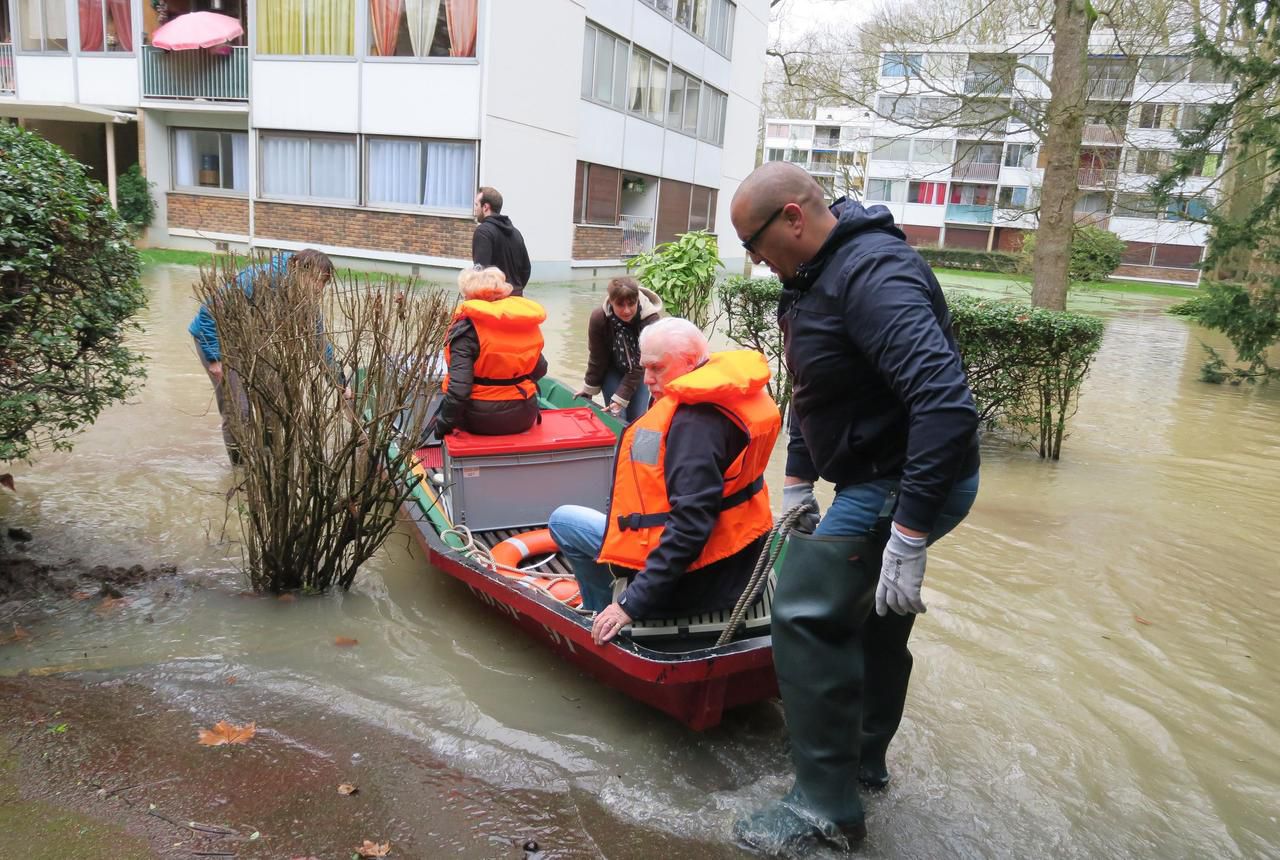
[780,200,979,533]
[188,254,335,369]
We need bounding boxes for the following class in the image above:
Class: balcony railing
[142,45,248,101]
[1077,168,1118,187]
[946,203,995,224]
[1082,124,1125,145]
[964,72,1011,96]
[1073,211,1110,229]
[0,43,14,94]
[952,161,1000,181]
[1086,78,1133,100]
[620,214,655,257]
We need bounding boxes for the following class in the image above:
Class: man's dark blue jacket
[780,199,980,533]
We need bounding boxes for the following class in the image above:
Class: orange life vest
[597,350,781,572]
[443,297,546,401]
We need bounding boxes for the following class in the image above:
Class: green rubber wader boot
[734,531,879,856]
[857,609,916,790]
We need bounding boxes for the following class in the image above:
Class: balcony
[1086,78,1133,100]
[1077,168,1118,187]
[964,72,1011,96]
[141,45,248,102]
[620,214,655,257]
[1082,124,1125,145]
[952,161,1000,182]
[946,203,995,224]
[0,43,14,95]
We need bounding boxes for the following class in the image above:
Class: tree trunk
[1031,0,1093,310]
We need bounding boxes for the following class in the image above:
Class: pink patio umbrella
[151,11,243,51]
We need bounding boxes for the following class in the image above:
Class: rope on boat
[714,501,816,647]
[441,525,577,580]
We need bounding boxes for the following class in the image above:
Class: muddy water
[2,265,1278,859]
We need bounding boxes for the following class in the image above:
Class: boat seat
[618,571,775,641]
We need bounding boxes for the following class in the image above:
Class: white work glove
[876,523,928,616]
[782,481,821,533]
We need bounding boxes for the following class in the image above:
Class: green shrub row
[916,247,1022,274]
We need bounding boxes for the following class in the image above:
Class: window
[912,139,951,163]
[766,148,785,162]
[18,0,68,51]
[767,123,789,138]
[640,0,674,17]
[78,0,132,51]
[785,149,807,164]
[881,52,922,77]
[998,186,1031,208]
[573,162,621,225]
[706,0,735,56]
[258,0,355,55]
[1188,151,1220,177]
[628,47,668,124]
[1137,104,1178,129]
[582,23,628,110]
[260,133,358,203]
[1004,143,1035,168]
[1165,196,1210,221]
[668,68,701,135]
[1138,55,1190,83]
[1114,192,1160,219]
[871,137,911,161]
[1189,58,1228,84]
[172,129,249,193]
[877,95,916,122]
[917,96,957,122]
[1015,55,1049,81]
[367,138,476,211]
[866,179,906,202]
[688,185,714,231]
[1125,149,1171,174]
[675,0,707,38]
[698,85,728,145]
[1179,103,1209,130]
[368,0,473,57]
[908,181,946,204]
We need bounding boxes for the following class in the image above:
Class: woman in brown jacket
[574,276,663,421]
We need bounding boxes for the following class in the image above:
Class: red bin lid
[443,407,617,457]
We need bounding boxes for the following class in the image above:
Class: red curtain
[79,0,105,51]
[370,0,405,56]
[445,0,476,57]
[108,0,132,51]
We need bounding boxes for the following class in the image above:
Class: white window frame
[871,137,911,162]
[698,84,727,145]
[627,45,668,125]
[170,128,250,196]
[256,0,355,57]
[258,131,360,204]
[16,0,70,53]
[881,52,922,77]
[364,135,478,214]
[581,22,629,110]
[866,178,907,202]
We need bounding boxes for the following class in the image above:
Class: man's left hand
[876,523,928,616]
[591,602,633,645]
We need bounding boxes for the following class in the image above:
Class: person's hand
[605,402,623,418]
[782,481,821,533]
[207,360,224,385]
[573,388,594,402]
[591,601,633,645]
[876,523,928,616]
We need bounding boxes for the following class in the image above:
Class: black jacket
[435,318,547,436]
[472,215,532,295]
[615,403,764,621]
[781,199,979,534]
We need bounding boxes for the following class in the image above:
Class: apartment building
[0,0,769,279]
[762,105,871,202]
[765,38,1232,283]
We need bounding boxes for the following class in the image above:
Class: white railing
[1087,78,1133,100]
[1077,168,1118,187]
[1082,124,1124,145]
[620,214,655,257]
[0,44,15,94]
[142,45,248,101]
[952,161,1001,181]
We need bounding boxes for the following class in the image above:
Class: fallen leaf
[197,720,256,746]
[1134,615,1152,626]
[277,593,298,603]
[0,473,14,491]
[337,783,359,795]
[70,591,94,601]
[334,636,359,647]
[0,625,30,646]
[356,841,390,858]
[94,596,128,615]
[225,676,237,685]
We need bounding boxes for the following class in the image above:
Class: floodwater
[2,264,1278,859]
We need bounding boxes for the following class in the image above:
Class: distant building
[763,106,872,202]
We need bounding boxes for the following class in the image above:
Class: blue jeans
[547,505,614,611]
[602,366,651,423]
[815,472,981,544]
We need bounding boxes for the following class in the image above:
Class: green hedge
[917,247,1022,274]
[948,293,1105,459]
[718,275,790,414]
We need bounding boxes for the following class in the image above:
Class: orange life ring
[490,529,581,607]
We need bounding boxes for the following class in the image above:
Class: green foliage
[0,124,148,462]
[625,230,722,327]
[1181,282,1280,383]
[718,276,791,414]
[916,247,1022,274]
[1167,294,1214,317]
[1020,225,1126,283]
[947,293,1105,460]
[116,163,155,229]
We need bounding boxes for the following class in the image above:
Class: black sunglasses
[741,206,787,254]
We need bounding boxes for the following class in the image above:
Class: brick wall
[901,224,940,247]
[572,224,623,260]
[167,192,249,236]
[1113,264,1199,284]
[256,202,473,258]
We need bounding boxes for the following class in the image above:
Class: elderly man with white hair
[548,318,782,645]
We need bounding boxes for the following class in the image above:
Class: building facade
[765,38,1232,283]
[1,0,768,279]
[762,105,871,202]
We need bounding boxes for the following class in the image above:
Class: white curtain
[405,0,440,57]
[261,136,310,197]
[369,139,421,205]
[231,133,249,192]
[309,138,358,201]
[423,142,474,210]
[174,130,197,188]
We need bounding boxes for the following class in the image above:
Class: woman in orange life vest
[432,266,548,437]
[547,317,781,645]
